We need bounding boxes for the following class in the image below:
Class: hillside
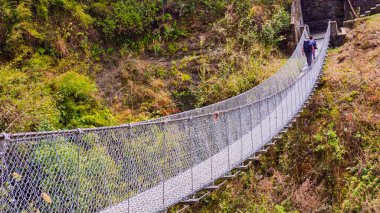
[191,15,380,212]
[0,0,292,133]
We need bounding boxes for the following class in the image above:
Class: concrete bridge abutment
[300,0,380,33]
[291,0,380,46]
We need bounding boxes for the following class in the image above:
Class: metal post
[266,98,271,140]
[258,101,264,148]
[274,93,278,133]
[293,82,298,111]
[238,107,243,162]
[286,87,290,123]
[295,83,298,114]
[308,64,312,94]
[289,86,292,120]
[187,118,194,193]
[76,128,83,212]
[210,114,216,181]
[293,83,296,117]
[292,84,295,117]
[160,122,167,208]
[302,68,307,104]
[298,78,301,111]
[281,91,284,128]
[248,104,254,153]
[126,124,132,213]
[223,112,231,170]
[0,133,9,212]
[290,83,296,117]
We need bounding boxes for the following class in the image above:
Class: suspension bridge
[3,1,379,211]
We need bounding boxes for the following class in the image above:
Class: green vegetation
[53,71,115,128]
[0,0,291,132]
[191,15,380,212]
[30,141,121,212]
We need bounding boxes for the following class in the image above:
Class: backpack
[303,40,312,53]
[310,40,318,49]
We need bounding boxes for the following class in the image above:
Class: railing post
[302,68,308,101]
[309,63,312,94]
[298,77,301,111]
[286,87,290,123]
[0,133,9,212]
[294,83,297,116]
[248,104,254,153]
[296,82,299,113]
[209,114,215,181]
[187,117,194,193]
[160,122,167,208]
[238,107,243,162]
[274,93,278,134]
[126,124,132,213]
[75,128,83,212]
[258,100,264,148]
[223,112,231,170]
[281,91,284,128]
[266,98,271,140]
[292,83,295,117]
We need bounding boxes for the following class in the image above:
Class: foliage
[259,8,290,46]
[0,67,60,132]
[0,0,291,131]
[53,71,116,128]
[29,141,122,212]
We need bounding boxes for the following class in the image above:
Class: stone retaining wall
[301,0,380,32]
[351,0,380,14]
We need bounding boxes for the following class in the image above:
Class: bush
[53,71,115,128]
[54,71,97,100]
[259,8,290,46]
[29,140,122,212]
[0,67,60,132]
[96,0,161,42]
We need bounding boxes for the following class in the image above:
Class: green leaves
[53,71,115,128]
[259,8,290,46]
[30,141,121,211]
[54,71,97,100]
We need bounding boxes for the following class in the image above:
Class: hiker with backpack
[302,37,314,67]
[309,36,318,60]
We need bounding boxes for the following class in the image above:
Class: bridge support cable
[0,23,331,213]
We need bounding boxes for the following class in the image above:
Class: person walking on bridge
[302,37,314,67]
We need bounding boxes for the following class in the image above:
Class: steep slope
[191,14,380,212]
[0,0,292,132]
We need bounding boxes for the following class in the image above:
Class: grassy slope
[189,15,380,212]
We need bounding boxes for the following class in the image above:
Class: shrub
[29,140,122,212]
[259,8,290,46]
[53,71,115,128]
[0,67,60,132]
[54,71,97,100]
[96,0,161,42]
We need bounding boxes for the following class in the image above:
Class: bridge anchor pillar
[330,21,346,47]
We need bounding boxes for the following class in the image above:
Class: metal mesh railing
[0,23,331,213]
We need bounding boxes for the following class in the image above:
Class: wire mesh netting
[0,24,331,213]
